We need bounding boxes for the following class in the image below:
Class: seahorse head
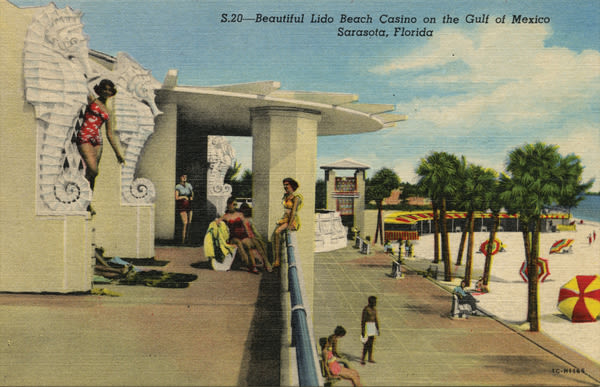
[126,72,163,117]
[42,4,94,77]
[114,52,162,117]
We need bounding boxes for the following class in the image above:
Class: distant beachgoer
[474,277,487,293]
[405,240,414,257]
[454,280,483,315]
[383,240,393,254]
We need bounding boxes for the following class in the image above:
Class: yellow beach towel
[203,220,236,263]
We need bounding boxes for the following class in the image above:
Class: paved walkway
[0,246,282,386]
[312,245,600,386]
[1,243,599,386]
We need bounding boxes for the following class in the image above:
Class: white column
[251,106,321,306]
[355,169,366,234]
[139,102,178,240]
[325,169,336,211]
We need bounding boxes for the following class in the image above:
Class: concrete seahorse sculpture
[112,52,162,204]
[24,4,163,210]
[23,3,94,213]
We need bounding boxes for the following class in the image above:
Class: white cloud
[370,31,476,74]
[379,24,600,132]
[371,23,599,192]
[550,122,600,191]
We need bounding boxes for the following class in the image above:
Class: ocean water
[572,195,600,223]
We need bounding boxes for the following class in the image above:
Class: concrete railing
[281,231,322,387]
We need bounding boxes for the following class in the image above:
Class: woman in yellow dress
[272,177,303,268]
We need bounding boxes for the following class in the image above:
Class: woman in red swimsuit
[76,79,125,195]
[218,197,271,274]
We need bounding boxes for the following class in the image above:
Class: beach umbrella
[479,238,502,255]
[557,275,600,323]
[549,239,574,254]
[519,257,550,283]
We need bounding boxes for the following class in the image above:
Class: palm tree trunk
[375,201,383,244]
[528,217,541,332]
[432,202,440,263]
[482,213,500,287]
[456,212,470,265]
[464,212,476,285]
[441,198,452,281]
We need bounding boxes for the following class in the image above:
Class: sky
[12,0,600,190]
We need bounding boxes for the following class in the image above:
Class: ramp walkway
[312,245,600,386]
[1,244,599,386]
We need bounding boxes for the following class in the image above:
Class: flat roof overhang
[156,75,406,137]
[88,52,407,136]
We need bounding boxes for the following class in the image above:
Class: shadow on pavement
[238,268,283,386]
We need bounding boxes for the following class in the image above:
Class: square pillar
[92,150,155,259]
[325,169,336,211]
[354,169,366,235]
[251,106,321,307]
[0,4,93,292]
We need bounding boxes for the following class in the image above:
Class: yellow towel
[204,220,236,262]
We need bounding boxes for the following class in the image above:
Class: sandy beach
[405,220,600,364]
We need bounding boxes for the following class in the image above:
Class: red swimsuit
[76,101,108,146]
[226,217,249,240]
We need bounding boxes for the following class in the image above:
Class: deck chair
[451,294,472,318]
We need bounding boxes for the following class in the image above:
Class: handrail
[285,231,321,387]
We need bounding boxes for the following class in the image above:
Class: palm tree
[500,142,592,332]
[556,153,593,216]
[365,168,401,244]
[453,157,468,266]
[224,160,242,185]
[416,152,461,281]
[481,174,503,290]
[461,165,497,285]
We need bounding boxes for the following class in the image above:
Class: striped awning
[385,211,568,225]
[384,230,420,241]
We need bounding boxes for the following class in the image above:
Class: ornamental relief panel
[24,4,162,213]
